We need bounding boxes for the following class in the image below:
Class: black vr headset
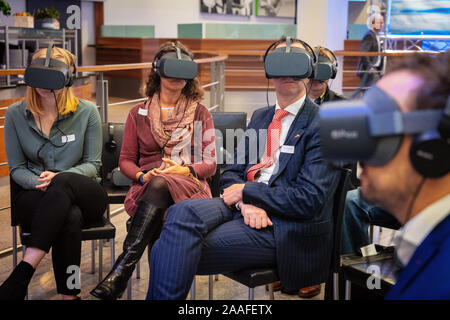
[319,86,450,178]
[25,42,76,90]
[263,37,317,80]
[152,44,198,80]
[313,46,338,81]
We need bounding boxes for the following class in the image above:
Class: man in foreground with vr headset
[320,51,450,299]
[145,37,340,299]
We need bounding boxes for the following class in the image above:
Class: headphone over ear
[410,95,450,178]
[314,46,338,80]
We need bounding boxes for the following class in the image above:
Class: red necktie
[247,109,290,182]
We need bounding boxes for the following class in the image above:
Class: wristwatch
[234,201,242,211]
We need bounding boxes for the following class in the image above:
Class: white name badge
[281,145,295,154]
[62,134,75,143]
[138,108,148,116]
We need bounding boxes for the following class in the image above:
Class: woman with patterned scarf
[91,41,217,300]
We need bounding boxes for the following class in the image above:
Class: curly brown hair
[144,41,204,101]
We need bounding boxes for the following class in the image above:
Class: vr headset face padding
[264,46,315,80]
[25,58,74,90]
[155,51,198,80]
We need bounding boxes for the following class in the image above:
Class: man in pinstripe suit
[146,39,341,300]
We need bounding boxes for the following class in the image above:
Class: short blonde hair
[25,46,79,115]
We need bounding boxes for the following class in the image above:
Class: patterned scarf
[146,93,198,165]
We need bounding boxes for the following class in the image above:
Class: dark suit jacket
[386,214,450,300]
[219,98,341,289]
[356,30,382,75]
[313,87,345,106]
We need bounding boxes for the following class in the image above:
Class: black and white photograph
[256,0,296,18]
[200,0,254,16]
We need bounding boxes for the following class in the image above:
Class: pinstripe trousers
[146,197,277,300]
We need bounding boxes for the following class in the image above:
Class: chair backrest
[210,112,247,197]
[211,112,247,166]
[331,168,354,273]
[101,122,127,184]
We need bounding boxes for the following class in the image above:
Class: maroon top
[120,101,217,216]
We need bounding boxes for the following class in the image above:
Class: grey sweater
[4,98,102,189]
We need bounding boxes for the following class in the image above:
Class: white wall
[81,1,96,66]
[297,0,348,94]
[103,0,295,38]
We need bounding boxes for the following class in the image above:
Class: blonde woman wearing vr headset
[90,41,216,300]
[0,46,107,300]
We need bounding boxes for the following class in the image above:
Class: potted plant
[35,7,60,30]
[0,0,11,17]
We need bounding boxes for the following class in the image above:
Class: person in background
[90,41,216,300]
[0,46,107,300]
[308,47,345,105]
[356,13,385,93]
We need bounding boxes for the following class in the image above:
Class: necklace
[160,106,176,117]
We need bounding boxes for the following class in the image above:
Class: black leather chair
[218,168,353,300]
[210,112,248,197]
[323,168,355,300]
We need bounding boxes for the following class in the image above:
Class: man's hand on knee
[240,204,273,229]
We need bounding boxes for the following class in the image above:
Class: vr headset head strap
[44,42,55,67]
[263,37,316,63]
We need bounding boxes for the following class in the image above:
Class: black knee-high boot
[0,261,35,300]
[90,201,163,300]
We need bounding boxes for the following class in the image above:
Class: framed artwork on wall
[255,0,296,18]
[200,0,254,16]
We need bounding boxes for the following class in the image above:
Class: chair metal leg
[208,275,213,300]
[127,279,132,300]
[12,227,17,269]
[110,238,115,268]
[333,272,339,300]
[136,259,141,279]
[23,245,28,300]
[190,278,196,300]
[248,287,254,300]
[345,280,351,300]
[98,239,103,282]
[268,284,274,300]
[91,240,95,274]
